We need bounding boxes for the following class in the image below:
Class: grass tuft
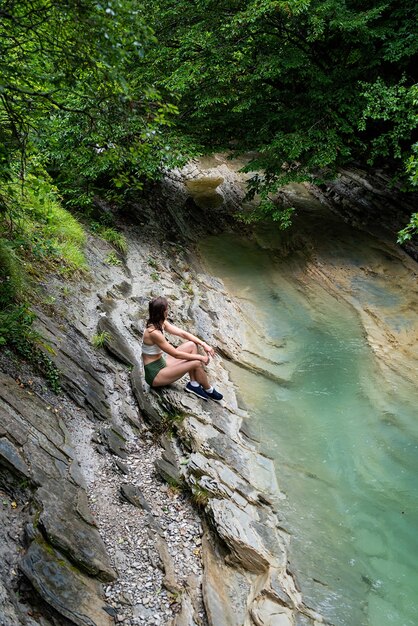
[92,331,112,348]
[100,227,128,253]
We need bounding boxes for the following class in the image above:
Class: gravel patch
[67,408,207,626]
[0,351,207,625]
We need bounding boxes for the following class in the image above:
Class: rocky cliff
[0,158,336,626]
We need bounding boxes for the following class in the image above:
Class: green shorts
[144,356,166,386]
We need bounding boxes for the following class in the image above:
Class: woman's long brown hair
[146,296,168,332]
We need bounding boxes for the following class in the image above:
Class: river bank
[194,157,418,626]
[0,157,329,626]
[1,154,416,626]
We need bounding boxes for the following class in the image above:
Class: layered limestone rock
[0,156,333,625]
[0,371,115,625]
[131,368,328,626]
[308,167,418,260]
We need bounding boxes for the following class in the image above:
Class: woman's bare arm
[164,321,215,356]
[150,329,208,362]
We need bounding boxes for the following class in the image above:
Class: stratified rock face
[0,579,24,626]
[170,592,199,626]
[0,437,31,478]
[34,310,112,422]
[0,156,335,626]
[309,167,418,262]
[0,372,115,625]
[208,498,285,573]
[97,316,137,367]
[136,378,320,626]
[201,528,255,626]
[250,596,294,626]
[36,485,117,582]
[20,540,113,626]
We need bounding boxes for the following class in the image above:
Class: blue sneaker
[205,388,223,402]
[185,382,209,401]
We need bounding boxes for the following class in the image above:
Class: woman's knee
[184,341,198,353]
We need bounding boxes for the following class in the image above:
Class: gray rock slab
[36,484,116,582]
[114,459,130,475]
[201,528,254,626]
[155,456,182,485]
[180,413,280,500]
[268,570,294,607]
[20,540,113,626]
[0,373,73,486]
[34,311,112,422]
[208,499,285,573]
[97,317,137,367]
[154,534,183,595]
[0,579,24,626]
[0,374,68,449]
[187,452,262,505]
[200,402,243,439]
[120,483,151,512]
[75,488,97,527]
[0,437,31,479]
[250,596,294,626]
[170,592,199,626]
[101,427,128,459]
[154,434,186,485]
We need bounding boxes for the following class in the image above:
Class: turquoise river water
[199,221,418,626]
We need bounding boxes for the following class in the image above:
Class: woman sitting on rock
[141,296,223,401]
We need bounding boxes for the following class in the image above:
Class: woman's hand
[202,343,215,357]
[201,354,210,365]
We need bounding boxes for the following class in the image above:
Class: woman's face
[163,307,168,320]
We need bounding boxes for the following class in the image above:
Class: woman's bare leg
[190,363,210,388]
[152,358,208,387]
[165,341,196,360]
[163,341,210,387]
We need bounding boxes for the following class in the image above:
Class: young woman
[141,296,223,401]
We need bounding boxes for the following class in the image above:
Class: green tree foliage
[142,0,418,224]
[0,0,180,207]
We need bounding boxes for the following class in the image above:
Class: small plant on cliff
[147,256,159,269]
[166,477,184,495]
[105,251,122,266]
[190,485,210,508]
[181,280,193,295]
[92,331,111,349]
[149,410,186,443]
[0,305,61,392]
[100,227,128,254]
[150,270,160,281]
[398,213,418,244]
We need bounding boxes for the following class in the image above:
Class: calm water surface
[200,232,418,626]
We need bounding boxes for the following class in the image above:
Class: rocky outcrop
[34,309,112,422]
[306,166,418,261]
[132,366,328,626]
[185,176,225,209]
[0,156,333,625]
[0,371,115,625]
[20,540,114,626]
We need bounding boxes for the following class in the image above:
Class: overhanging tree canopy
[142,0,418,210]
[0,0,178,207]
